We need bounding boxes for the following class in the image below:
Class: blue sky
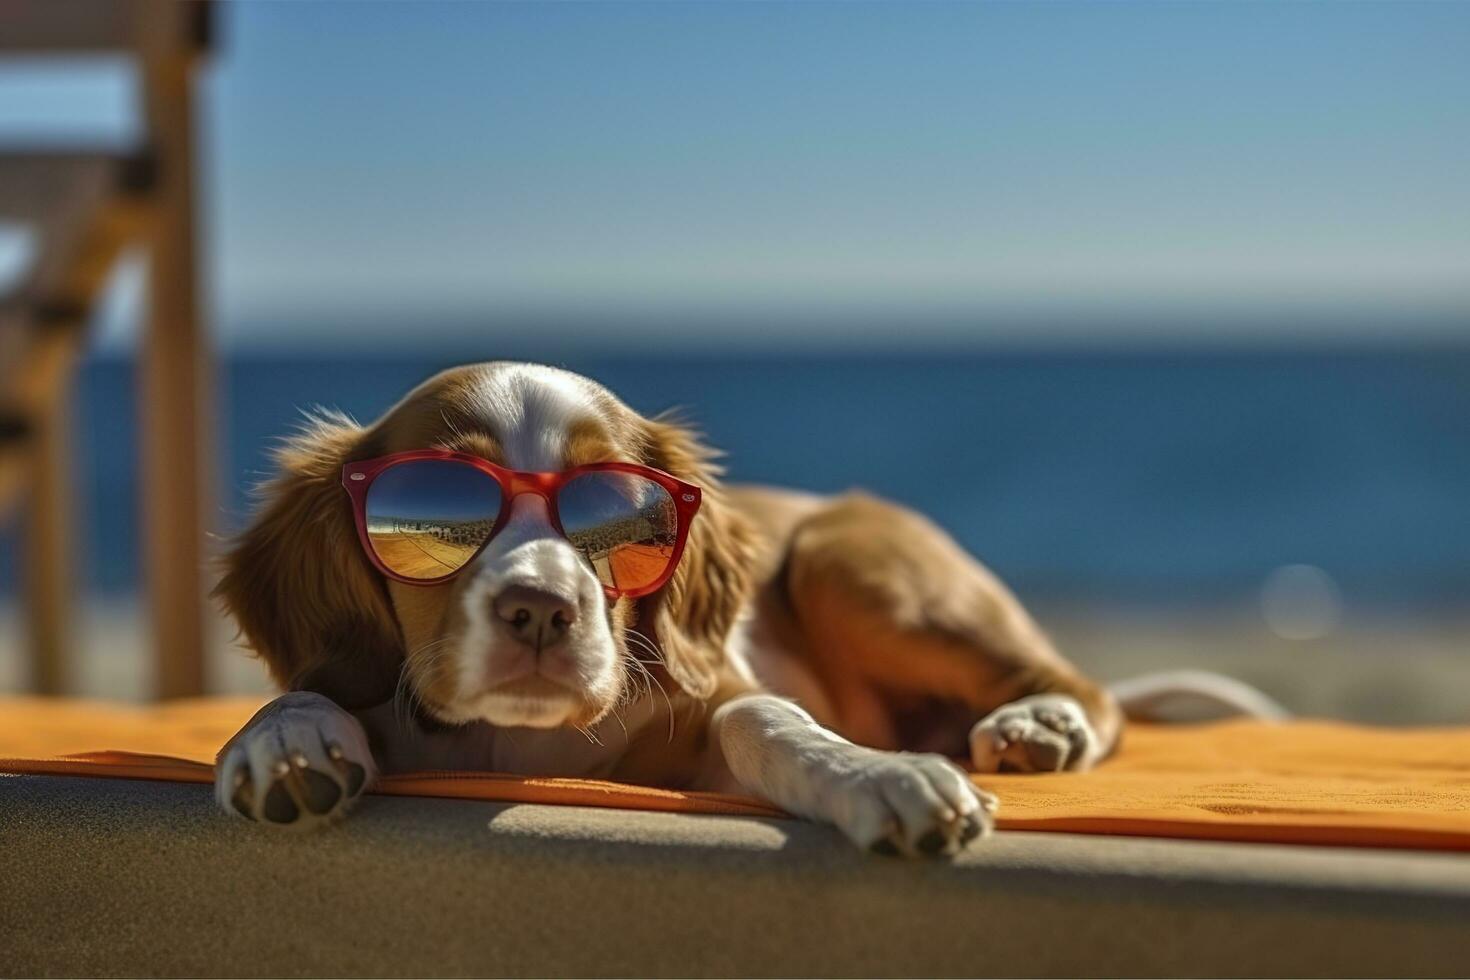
[2,1,1468,347]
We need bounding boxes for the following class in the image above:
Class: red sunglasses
[342,450,701,598]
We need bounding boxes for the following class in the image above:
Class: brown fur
[633,415,760,701]
[218,363,1120,780]
[741,488,1122,755]
[214,411,402,710]
[215,367,759,729]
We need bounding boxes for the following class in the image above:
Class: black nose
[492,585,577,650]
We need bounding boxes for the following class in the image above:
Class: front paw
[827,750,997,858]
[969,693,1101,773]
[215,692,376,829]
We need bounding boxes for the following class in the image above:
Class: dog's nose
[492,585,577,650]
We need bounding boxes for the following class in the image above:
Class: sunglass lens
[364,460,501,580]
[557,471,678,595]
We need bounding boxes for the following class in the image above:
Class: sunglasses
[342,451,702,597]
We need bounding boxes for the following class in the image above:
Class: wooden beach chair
[0,0,212,698]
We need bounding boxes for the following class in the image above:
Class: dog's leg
[780,493,1122,773]
[215,691,376,829]
[712,694,996,857]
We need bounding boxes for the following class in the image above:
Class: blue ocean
[2,345,1468,610]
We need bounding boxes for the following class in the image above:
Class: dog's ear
[635,414,758,699]
[214,411,402,710]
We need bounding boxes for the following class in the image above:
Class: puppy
[214,361,1121,857]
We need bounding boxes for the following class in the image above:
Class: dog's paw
[969,693,1102,773]
[825,750,997,858]
[215,692,376,830]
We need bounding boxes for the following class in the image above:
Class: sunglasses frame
[342,450,702,597]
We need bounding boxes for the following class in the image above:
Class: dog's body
[215,362,1120,856]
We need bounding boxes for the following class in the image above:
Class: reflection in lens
[558,471,677,593]
[365,460,501,580]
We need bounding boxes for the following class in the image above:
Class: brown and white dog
[214,361,1264,856]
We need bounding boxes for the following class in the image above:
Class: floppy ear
[214,411,403,710]
[636,414,758,699]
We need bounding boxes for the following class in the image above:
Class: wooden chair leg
[141,55,210,700]
[23,382,71,695]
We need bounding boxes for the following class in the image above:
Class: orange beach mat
[2,696,1469,852]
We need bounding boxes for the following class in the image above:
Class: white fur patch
[428,365,619,729]
[469,689,580,729]
[714,695,996,857]
[468,363,599,472]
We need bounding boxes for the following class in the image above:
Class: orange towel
[2,696,1468,851]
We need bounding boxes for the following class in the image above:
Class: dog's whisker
[396,638,456,738]
[607,702,631,742]
[391,662,418,738]
[622,647,676,741]
[625,648,677,742]
[621,647,663,714]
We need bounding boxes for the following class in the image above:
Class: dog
[214,361,1260,856]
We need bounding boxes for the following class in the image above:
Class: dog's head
[217,362,756,730]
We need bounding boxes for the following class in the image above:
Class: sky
[1,1,1468,348]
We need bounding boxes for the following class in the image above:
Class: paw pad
[214,693,375,829]
[970,694,1101,774]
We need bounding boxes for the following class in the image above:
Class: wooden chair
[0,1,213,698]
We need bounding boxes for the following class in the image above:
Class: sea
[2,344,1467,612]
